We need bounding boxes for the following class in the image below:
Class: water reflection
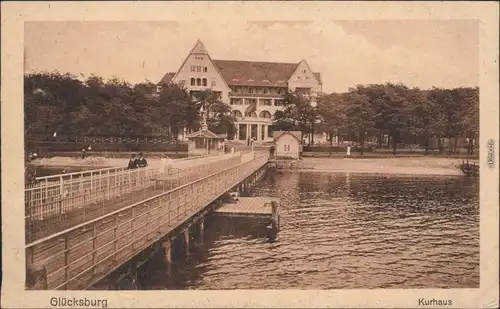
[140,171,479,289]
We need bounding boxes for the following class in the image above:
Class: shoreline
[297,157,466,176]
[30,155,468,177]
[297,168,464,176]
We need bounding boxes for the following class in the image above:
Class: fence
[25,153,244,242]
[26,135,180,144]
[26,153,269,290]
[32,153,219,183]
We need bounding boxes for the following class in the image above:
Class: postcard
[1,1,498,308]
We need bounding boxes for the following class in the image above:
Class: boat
[458,160,479,176]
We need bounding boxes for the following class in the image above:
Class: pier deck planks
[213,197,278,218]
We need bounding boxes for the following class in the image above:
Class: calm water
[139,171,479,289]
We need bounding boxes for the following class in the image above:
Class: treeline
[24,72,236,140]
[25,72,478,155]
[273,83,479,155]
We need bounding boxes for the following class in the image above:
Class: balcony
[229,92,285,99]
[233,116,273,124]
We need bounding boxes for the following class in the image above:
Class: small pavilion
[186,119,225,157]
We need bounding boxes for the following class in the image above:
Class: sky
[24,20,478,93]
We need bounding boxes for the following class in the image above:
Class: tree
[355,83,412,155]
[273,90,318,145]
[462,87,479,155]
[427,87,472,154]
[407,88,444,154]
[191,89,236,138]
[344,89,375,155]
[24,72,86,137]
[157,82,198,140]
[316,92,347,149]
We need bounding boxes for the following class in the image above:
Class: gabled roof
[186,129,225,139]
[273,130,302,142]
[161,40,322,88]
[212,60,297,87]
[159,72,175,85]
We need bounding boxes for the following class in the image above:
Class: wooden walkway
[25,152,269,290]
[25,153,243,243]
[213,197,279,218]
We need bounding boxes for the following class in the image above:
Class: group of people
[127,153,148,169]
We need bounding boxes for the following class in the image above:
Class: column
[257,124,261,141]
[236,124,240,141]
[246,124,250,141]
[264,125,268,141]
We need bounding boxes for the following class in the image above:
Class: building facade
[273,131,302,159]
[160,40,323,142]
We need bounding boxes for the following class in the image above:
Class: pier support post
[199,218,205,244]
[129,263,138,290]
[183,229,190,257]
[271,201,280,232]
[163,240,172,277]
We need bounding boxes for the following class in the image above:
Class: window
[231,110,242,117]
[195,56,204,60]
[230,98,242,105]
[190,78,195,86]
[284,144,291,152]
[191,66,195,72]
[204,67,208,72]
[302,69,306,73]
[202,78,207,86]
[196,66,201,72]
[259,111,272,118]
[196,78,201,86]
[211,80,216,87]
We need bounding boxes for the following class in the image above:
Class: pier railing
[25,153,243,240]
[33,153,220,183]
[26,153,269,290]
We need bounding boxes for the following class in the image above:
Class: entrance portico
[236,121,272,142]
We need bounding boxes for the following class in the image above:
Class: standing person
[160,154,172,174]
[160,154,167,172]
[81,148,86,160]
[137,152,148,168]
[269,145,275,158]
[128,154,137,169]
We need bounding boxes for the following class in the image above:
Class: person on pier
[128,154,138,169]
[270,145,276,158]
[137,152,148,168]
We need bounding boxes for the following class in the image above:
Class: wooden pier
[214,197,280,238]
[25,151,272,290]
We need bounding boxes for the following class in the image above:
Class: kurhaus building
[160,40,323,142]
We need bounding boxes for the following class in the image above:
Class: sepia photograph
[2,1,499,308]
